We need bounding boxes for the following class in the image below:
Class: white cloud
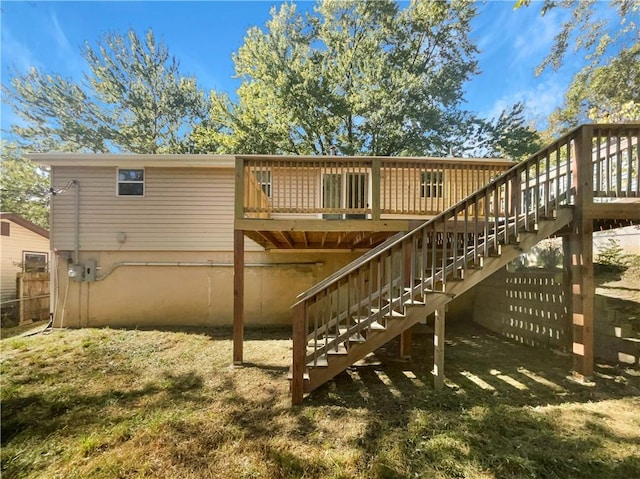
[50,12,72,53]
[0,26,40,73]
[484,75,567,128]
[511,8,565,69]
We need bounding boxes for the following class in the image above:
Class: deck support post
[233,229,244,366]
[570,125,594,381]
[433,306,445,390]
[400,238,412,359]
[291,302,307,406]
[561,234,573,352]
[400,329,412,359]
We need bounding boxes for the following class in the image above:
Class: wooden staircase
[290,124,640,404]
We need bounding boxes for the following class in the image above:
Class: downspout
[73,179,80,265]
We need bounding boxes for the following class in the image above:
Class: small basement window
[118,168,144,196]
[23,252,48,273]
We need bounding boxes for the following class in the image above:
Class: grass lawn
[1,320,639,479]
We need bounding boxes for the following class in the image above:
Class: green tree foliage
[0,142,50,228]
[3,29,207,153]
[194,0,539,159]
[517,0,639,131]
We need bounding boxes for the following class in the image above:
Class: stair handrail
[293,124,590,307]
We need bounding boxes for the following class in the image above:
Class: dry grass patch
[2,322,639,478]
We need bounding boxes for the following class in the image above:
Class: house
[29,123,640,404]
[0,213,50,320]
[28,153,511,330]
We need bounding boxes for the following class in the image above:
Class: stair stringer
[304,207,574,394]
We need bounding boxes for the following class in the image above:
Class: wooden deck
[228,124,640,404]
[235,156,514,249]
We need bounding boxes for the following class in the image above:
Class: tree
[194,0,539,159]
[3,29,207,153]
[516,0,639,130]
[549,43,640,128]
[0,142,50,228]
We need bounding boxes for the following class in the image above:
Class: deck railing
[290,123,639,404]
[236,156,514,219]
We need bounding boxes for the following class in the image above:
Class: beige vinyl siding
[51,166,262,252]
[0,220,50,302]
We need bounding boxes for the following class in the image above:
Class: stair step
[341,326,367,342]
[389,296,425,306]
[326,344,348,355]
[307,355,328,367]
[369,321,386,331]
[371,308,405,319]
[288,369,310,381]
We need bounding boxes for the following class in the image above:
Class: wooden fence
[16,272,50,323]
[472,268,570,350]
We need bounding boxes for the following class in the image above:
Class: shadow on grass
[294,320,640,477]
[1,370,211,446]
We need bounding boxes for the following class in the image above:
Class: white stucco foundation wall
[51,249,361,328]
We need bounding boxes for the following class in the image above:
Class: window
[253,170,272,198]
[1,222,9,236]
[118,168,144,196]
[421,172,444,198]
[23,252,48,273]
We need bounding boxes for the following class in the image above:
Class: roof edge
[0,213,49,239]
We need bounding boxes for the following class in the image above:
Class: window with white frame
[118,168,145,196]
[23,252,48,273]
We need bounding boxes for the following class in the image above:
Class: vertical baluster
[566,139,573,203]
[484,189,490,258]
[524,162,531,231]
[421,226,428,288]
[635,129,640,195]
[595,134,602,197]
[544,153,550,217]
[430,223,437,291]
[503,179,509,244]
[533,158,540,225]
[626,131,633,197]
[616,134,623,196]
[441,215,447,289]
[453,207,459,275]
[493,184,499,252]
[473,193,479,265]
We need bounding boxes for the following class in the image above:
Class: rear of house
[32,154,363,328]
[32,153,512,329]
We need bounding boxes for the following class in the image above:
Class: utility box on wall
[68,260,97,282]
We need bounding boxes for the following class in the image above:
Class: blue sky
[1,1,585,139]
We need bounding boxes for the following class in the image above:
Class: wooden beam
[582,202,640,220]
[321,231,328,248]
[400,238,413,359]
[281,231,295,248]
[400,329,412,359]
[433,306,445,390]
[233,230,244,366]
[570,220,594,379]
[235,218,411,233]
[570,125,594,380]
[291,302,306,406]
[371,158,381,220]
[258,230,283,249]
[234,158,244,220]
[562,235,573,352]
